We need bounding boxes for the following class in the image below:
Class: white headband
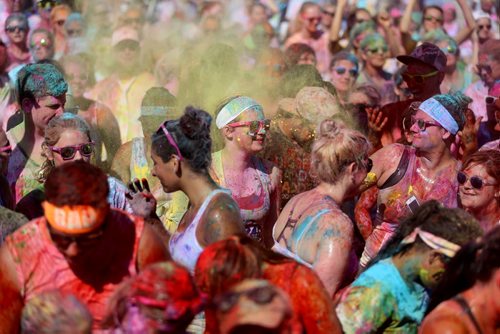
[419,98,459,135]
[216,96,263,129]
[401,227,461,258]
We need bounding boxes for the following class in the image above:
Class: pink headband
[160,123,183,161]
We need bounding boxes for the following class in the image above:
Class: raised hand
[366,106,388,133]
[126,178,157,218]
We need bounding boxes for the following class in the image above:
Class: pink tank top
[5,209,145,329]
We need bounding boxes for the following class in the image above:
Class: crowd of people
[0,0,498,333]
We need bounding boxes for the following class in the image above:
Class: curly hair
[152,106,212,174]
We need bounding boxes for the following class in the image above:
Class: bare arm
[0,245,23,334]
[399,0,417,34]
[329,0,347,43]
[354,186,378,240]
[137,223,171,271]
[313,214,354,297]
[454,0,476,45]
[264,163,282,248]
[200,194,245,246]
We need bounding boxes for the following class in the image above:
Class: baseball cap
[111,26,140,47]
[397,42,447,72]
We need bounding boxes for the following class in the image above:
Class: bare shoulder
[316,210,354,238]
[421,303,469,334]
[200,192,245,245]
[371,143,407,185]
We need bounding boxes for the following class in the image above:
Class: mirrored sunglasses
[227,119,271,137]
[333,66,358,77]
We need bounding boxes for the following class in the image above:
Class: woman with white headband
[337,200,483,333]
[356,91,471,267]
[212,96,281,246]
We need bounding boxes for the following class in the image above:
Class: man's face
[476,18,493,41]
[402,62,442,99]
[29,32,54,61]
[26,94,66,131]
[478,53,500,86]
[114,40,140,73]
[301,6,322,33]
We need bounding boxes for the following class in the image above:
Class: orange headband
[42,201,109,235]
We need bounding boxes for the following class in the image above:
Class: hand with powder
[126,178,157,219]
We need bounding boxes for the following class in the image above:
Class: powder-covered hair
[21,290,92,334]
[38,113,92,183]
[16,62,67,105]
[311,120,371,184]
[432,91,470,131]
[5,13,28,30]
[152,106,212,174]
[50,4,72,24]
[330,51,359,71]
[359,32,387,52]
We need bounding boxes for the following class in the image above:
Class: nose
[409,121,420,133]
[74,150,84,161]
[55,106,64,116]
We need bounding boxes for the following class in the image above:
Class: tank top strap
[453,295,484,334]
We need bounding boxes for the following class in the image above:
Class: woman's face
[423,7,443,32]
[331,59,358,93]
[49,129,92,167]
[459,163,498,213]
[5,19,27,44]
[63,61,89,98]
[227,108,267,154]
[51,10,70,36]
[151,149,177,193]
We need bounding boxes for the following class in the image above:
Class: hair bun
[179,106,212,140]
[318,120,343,139]
[449,91,472,111]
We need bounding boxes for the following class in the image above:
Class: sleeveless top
[5,210,145,329]
[211,151,271,242]
[272,194,340,268]
[168,189,229,273]
[361,145,459,266]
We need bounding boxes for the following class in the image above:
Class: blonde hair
[38,113,92,183]
[312,120,371,183]
[50,4,72,23]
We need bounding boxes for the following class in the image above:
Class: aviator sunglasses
[457,171,497,190]
[49,142,94,160]
[227,119,271,137]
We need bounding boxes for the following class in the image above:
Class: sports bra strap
[380,146,410,189]
[453,295,483,334]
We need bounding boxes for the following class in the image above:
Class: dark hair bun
[179,106,212,140]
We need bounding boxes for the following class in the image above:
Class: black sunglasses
[6,25,27,33]
[478,24,491,30]
[457,171,496,190]
[215,286,277,313]
[333,66,358,77]
[48,221,106,249]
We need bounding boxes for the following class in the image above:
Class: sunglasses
[50,142,94,160]
[305,16,321,23]
[48,221,106,249]
[37,0,56,10]
[333,66,358,77]
[457,171,496,190]
[66,28,83,37]
[30,38,51,49]
[215,286,278,313]
[424,15,443,23]
[115,40,139,52]
[157,121,183,160]
[410,116,441,131]
[366,47,388,54]
[402,70,439,84]
[6,25,27,33]
[485,96,498,105]
[440,45,457,55]
[227,119,271,137]
[478,24,491,30]
[322,9,335,16]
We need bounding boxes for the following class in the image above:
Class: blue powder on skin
[17,63,68,103]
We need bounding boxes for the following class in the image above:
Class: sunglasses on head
[50,142,94,160]
[227,119,271,137]
[402,70,439,84]
[215,286,278,313]
[424,15,443,23]
[6,25,27,33]
[333,66,358,77]
[457,171,496,189]
[410,116,441,131]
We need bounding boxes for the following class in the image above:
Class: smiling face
[151,149,178,193]
[459,163,499,213]
[362,38,388,69]
[409,109,445,151]
[48,129,92,167]
[226,108,267,154]
[423,7,443,32]
[25,94,66,133]
[30,31,54,61]
[331,59,358,93]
